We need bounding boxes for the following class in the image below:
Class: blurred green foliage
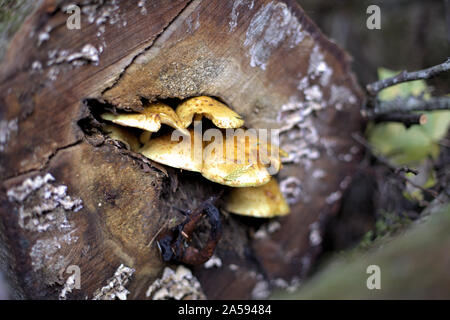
[367,68,450,167]
[271,204,450,299]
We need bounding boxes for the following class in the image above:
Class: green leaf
[367,68,450,167]
[418,111,450,141]
[367,122,437,166]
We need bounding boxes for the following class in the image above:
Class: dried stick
[373,112,427,127]
[373,96,450,115]
[366,58,450,96]
[351,133,441,200]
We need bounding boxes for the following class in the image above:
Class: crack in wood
[3,139,83,182]
[99,0,196,99]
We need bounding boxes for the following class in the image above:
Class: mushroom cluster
[100,96,290,218]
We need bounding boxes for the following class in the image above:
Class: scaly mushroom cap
[101,102,189,137]
[102,124,140,151]
[176,96,244,129]
[139,129,203,172]
[224,177,290,218]
[201,132,272,187]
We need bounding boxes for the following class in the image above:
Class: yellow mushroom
[224,177,290,218]
[200,129,284,187]
[102,124,140,151]
[176,96,245,129]
[139,128,204,172]
[200,131,272,187]
[101,102,189,138]
[257,139,285,175]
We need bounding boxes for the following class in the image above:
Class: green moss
[271,204,450,299]
[352,211,412,252]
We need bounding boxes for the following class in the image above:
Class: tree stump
[0,0,364,299]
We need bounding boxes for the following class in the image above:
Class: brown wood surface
[0,0,364,299]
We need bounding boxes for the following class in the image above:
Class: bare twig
[351,133,441,201]
[373,112,427,127]
[395,167,419,176]
[372,96,450,115]
[366,58,450,96]
[147,219,171,248]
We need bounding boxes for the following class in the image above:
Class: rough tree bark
[0,0,364,299]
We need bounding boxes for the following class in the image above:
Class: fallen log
[0,0,364,299]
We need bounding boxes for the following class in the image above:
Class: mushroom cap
[224,177,290,218]
[176,96,244,129]
[101,102,189,136]
[139,129,203,172]
[200,130,283,187]
[102,124,140,151]
[202,161,272,187]
[256,139,284,175]
[201,132,272,187]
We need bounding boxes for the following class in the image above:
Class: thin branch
[372,96,450,115]
[351,133,441,201]
[146,219,171,248]
[373,112,427,127]
[366,58,450,96]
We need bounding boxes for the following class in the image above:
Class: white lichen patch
[59,273,77,300]
[304,85,323,107]
[229,0,254,32]
[254,220,281,239]
[204,254,222,269]
[47,44,100,67]
[77,0,123,26]
[38,31,49,46]
[0,118,19,152]
[278,108,321,167]
[276,98,310,132]
[137,0,147,15]
[326,191,342,204]
[277,72,328,167]
[279,176,302,205]
[30,231,78,276]
[49,1,127,72]
[251,280,270,299]
[31,60,42,72]
[309,222,322,246]
[271,276,301,293]
[7,173,83,284]
[276,41,357,170]
[320,137,338,157]
[7,173,83,232]
[329,84,357,110]
[92,264,135,300]
[146,266,206,300]
[312,169,326,180]
[244,1,306,70]
[185,8,201,34]
[0,118,18,152]
[7,173,54,202]
[37,25,52,47]
[229,264,239,271]
[338,153,353,162]
[308,45,333,87]
[47,66,60,81]
[340,175,352,189]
